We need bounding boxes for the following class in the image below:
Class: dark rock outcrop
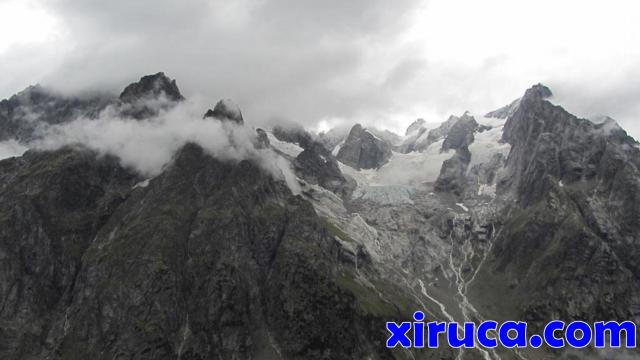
[441,112,478,151]
[254,128,270,149]
[405,118,426,136]
[336,124,392,169]
[203,99,244,125]
[398,113,469,153]
[0,73,186,143]
[0,85,113,142]
[118,72,185,119]
[435,112,479,195]
[434,148,471,195]
[119,72,184,103]
[273,125,353,196]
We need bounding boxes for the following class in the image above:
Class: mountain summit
[203,99,244,124]
[119,72,185,103]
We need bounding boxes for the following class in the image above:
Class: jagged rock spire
[203,99,244,125]
[336,124,392,169]
[119,72,185,103]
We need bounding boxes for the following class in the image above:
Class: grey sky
[0,0,639,137]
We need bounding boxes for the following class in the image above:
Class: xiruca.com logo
[386,312,637,349]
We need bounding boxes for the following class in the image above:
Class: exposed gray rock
[434,112,479,195]
[368,128,402,146]
[119,72,185,103]
[434,147,471,195]
[475,83,640,333]
[405,118,426,136]
[0,85,114,142]
[317,125,350,153]
[0,143,413,360]
[441,112,479,151]
[484,98,521,119]
[254,128,270,149]
[0,72,186,142]
[119,72,185,119]
[336,124,392,169]
[203,99,244,124]
[398,114,466,153]
[272,125,353,197]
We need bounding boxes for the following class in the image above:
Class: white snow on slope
[300,181,383,259]
[468,117,511,170]
[341,139,454,187]
[0,140,28,160]
[133,179,151,189]
[266,131,304,158]
[275,156,301,195]
[331,140,344,156]
[456,203,469,212]
[338,140,454,205]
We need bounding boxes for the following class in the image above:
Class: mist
[19,98,301,193]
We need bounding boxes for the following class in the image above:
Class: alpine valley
[0,73,638,360]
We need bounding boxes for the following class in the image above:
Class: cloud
[1,0,640,139]
[27,98,301,193]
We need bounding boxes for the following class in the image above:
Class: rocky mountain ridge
[0,74,639,359]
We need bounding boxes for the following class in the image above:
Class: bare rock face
[254,128,270,149]
[0,73,185,141]
[119,72,185,103]
[434,112,479,195]
[478,83,640,332]
[0,85,114,142]
[0,143,412,360]
[119,72,185,119]
[405,118,426,136]
[203,99,244,125]
[485,98,521,119]
[272,125,353,197]
[336,124,392,169]
[441,112,479,151]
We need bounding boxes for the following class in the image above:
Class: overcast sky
[0,0,639,137]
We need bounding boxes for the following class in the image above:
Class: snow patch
[266,131,304,158]
[340,140,454,187]
[331,140,344,156]
[476,116,506,128]
[275,156,301,195]
[133,179,151,189]
[468,122,510,170]
[0,140,28,160]
[456,203,469,212]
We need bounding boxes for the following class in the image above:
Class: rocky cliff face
[118,72,185,119]
[1,75,639,360]
[272,125,353,197]
[0,85,113,142]
[203,99,244,124]
[434,112,479,195]
[0,72,185,144]
[475,84,640,332]
[336,124,392,170]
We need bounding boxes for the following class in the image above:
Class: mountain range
[0,72,638,359]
